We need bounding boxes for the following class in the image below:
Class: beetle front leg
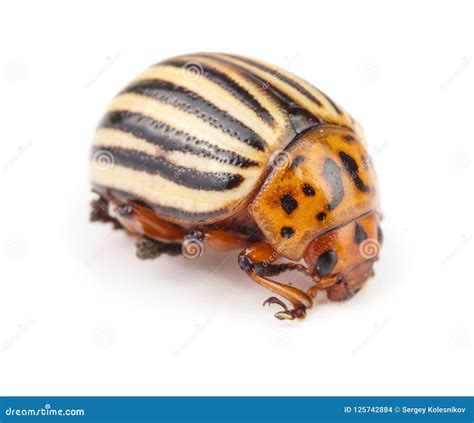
[238,242,313,320]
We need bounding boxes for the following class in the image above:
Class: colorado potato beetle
[90,53,382,320]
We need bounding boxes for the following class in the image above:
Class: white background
[0,0,473,396]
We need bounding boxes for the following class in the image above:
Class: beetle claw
[263,296,288,311]
[263,297,307,320]
[275,308,306,320]
[274,311,295,320]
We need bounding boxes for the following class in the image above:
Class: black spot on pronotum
[280,227,295,238]
[290,155,304,168]
[302,183,315,196]
[377,225,384,245]
[280,194,298,214]
[314,250,337,277]
[344,134,355,142]
[339,151,370,193]
[323,158,345,211]
[316,212,327,222]
[355,223,368,244]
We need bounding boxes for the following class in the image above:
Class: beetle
[90,53,382,320]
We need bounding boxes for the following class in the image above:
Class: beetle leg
[90,196,122,229]
[249,270,313,320]
[238,243,313,320]
[106,198,186,244]
[135,236,182,260]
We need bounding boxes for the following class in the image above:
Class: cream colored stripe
[236,56,339,108]
[168,54,290,150]
[93,128,264,175]
[212,54,353,128]
[107,93,266,162]
[244,56,355,127]
[91,163,260,213]
[134,64,276,143]
[94,128,158,155]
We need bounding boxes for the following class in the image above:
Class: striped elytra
[90,53,382,320]
[91,53,362,226]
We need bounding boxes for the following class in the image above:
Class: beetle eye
[314,250,337,277]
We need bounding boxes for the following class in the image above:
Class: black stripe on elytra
[231,52,344,117]
[162,59,275,126]
[91,146,243,191]
[339,151,370,193]
[229,54,324,107]
[92,185,229,223]
[355,223,368,244]
[100,111,259,169]
[323,158,345,211]
[200,54,323,134]
[318,89,343,115]
[123,79,266,152]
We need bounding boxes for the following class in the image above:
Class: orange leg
[92,195,251,256]
[106,197,186,243]
[92,194,339,317]
[238,242,314,320]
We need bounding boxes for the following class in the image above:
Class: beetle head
[302,211,382,297]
